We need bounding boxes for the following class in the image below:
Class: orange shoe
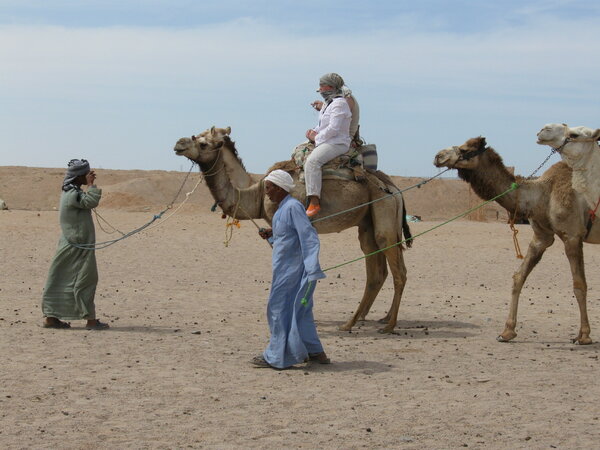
[306,204,321,217]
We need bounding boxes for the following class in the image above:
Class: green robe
[42,186,102,320]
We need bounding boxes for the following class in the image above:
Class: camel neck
[458,155,529,215]
[199,153,264,220]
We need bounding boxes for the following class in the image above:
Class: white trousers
[304,142,349,198]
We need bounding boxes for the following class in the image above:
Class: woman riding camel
[304,73,352,217]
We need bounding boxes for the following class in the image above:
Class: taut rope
[69,162,200,250]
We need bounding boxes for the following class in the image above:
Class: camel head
[173,126,232,163]
[434,137,488,169]
[537,123,600,165]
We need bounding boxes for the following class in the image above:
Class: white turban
[265,169,295,192]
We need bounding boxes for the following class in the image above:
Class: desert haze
[1,166,599,449]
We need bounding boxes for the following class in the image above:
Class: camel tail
[401,197,413,248]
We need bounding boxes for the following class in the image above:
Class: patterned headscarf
[319,73,344,89]
[318,73,345,104]
[62,159,90,192]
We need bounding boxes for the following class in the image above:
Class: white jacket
[313,97,352,147]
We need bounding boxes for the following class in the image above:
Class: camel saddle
[282,141,378,182]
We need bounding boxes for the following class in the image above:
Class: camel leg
[377,243,407,333]
[367,192,408,334]
[359,253,387,320]
[358,226,388,320]
[498,232,553,342]
[563,238,592,344]
[339,226,387,331]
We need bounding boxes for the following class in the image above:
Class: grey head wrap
[318,72,345,104]
[62,159,90,192]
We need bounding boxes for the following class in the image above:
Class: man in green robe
[42,159,109,330]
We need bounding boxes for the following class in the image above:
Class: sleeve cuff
[307,271,326,282]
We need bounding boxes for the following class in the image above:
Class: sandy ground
[1,168,600,449]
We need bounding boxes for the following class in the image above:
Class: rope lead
[68,162,200,250]
[322,184,518,273]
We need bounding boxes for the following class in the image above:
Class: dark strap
[585,214,594,239]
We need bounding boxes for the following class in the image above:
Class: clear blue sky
[1,0,599,176]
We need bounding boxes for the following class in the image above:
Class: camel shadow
[317,318,479,340]
[537,340,600,350]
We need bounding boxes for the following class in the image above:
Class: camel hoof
[338,322,353,332]
[496,334,515,343]
[378,326,395,334]
[573,337,593,345]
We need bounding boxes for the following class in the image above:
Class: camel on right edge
[434,136,600,344]
[536,123,600,211]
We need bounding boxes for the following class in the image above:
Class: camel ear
[479,136,487,149]
[225,126,231,135]
[210,126,216,136]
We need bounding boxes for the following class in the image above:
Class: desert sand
[1,166,599,449]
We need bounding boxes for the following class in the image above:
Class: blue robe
[263,195,326,369]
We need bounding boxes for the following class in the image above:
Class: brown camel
[174,126,412,333]
[434,136,599,344]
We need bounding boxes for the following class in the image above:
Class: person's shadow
[304,359,394,374]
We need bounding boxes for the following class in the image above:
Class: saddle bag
[357,144,378,170]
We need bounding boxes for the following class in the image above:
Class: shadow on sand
[317,318,479,340]
[68,325,194,334]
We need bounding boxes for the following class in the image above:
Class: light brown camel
[174,126,412,333]
[537,123,600,211]
[434,136,600,344]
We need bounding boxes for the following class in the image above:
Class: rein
[585,197,600,239]
[457,144,488,162]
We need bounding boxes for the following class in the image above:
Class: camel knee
[572,280,587,294]
[512,272,526,288]
[374,232,395,249]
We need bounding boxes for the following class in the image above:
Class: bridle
[547,126,599,154]
[190,134,225,177]
[456,143,488,163]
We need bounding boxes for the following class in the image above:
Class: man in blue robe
[252,170,330,369]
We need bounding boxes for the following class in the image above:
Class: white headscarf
[265,169,295,192]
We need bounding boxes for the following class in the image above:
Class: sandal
[251,355,275,369]
[306,204,321,218]
[86,319,110,330]
[308,352,331,364]
[43,319,71,329]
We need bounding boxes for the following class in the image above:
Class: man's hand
[86,170,97,186]
[258,227,273,240]
[305,129,317,143]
